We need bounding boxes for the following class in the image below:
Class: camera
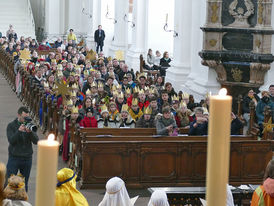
[24,117,37,132]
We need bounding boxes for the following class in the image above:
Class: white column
[166,0,192,89]
[44,0,61,41]
[126,0,148,71]
[108,0,129,58]
[260,0,274,92]
[66,0,82,36]
[182,0,220,101]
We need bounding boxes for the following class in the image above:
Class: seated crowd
[1,25,274,206]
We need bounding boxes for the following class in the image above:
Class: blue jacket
[256,99,274,125]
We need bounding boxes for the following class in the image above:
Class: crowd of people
[1,24,274,206]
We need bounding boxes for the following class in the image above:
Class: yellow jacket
[67,33,77,41]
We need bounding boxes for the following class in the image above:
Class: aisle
[0,72,150,205]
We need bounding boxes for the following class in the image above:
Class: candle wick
[218,88,227,96]
[48,134,55,142]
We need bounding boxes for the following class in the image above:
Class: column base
[259,66,274,91]
[126,48,145,72]
[108,43,128,60]
[166,62,191,91]
[182,68,220,102]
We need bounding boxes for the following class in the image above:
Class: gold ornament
[53,81,71,99]
[262,118,274,134]
[144,106,152,115]
[86,49,97,61]
[115,50,124,60]
[231,68,243,82]
[19,49,31,61]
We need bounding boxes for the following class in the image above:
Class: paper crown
[71,106,79,114]
[70,72,76,76]
[71,83,78,89]
[100,104,108,114]
[44,81,49,88]
[172,95,180,102]
[91,81,97,88]
[125,88,131,94]
[139,89,145,95]
[133,87,139,93]
[57,64,63,70]
[182,92,189,99]
[121,104,129,112]
[137,72,146,81]
[116,84,122,90]
[57,71,63,76]
[112,90,118,97]
[84,70,89,76]
[66,99,73,106]
[51,59,57,64]
[180,101,187,108]
[132,98,139,105]
[70,91,77,97]
[203,107,209,115]
[144,106,152,115]
[144,86,149,91]
[98,82,104,88]
[86,89,92,95]
[205,91,212,98]
[118,92,124,99]
[149,87,156,94]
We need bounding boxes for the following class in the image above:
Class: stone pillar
[44,0,61,40]
[108,0,129,58]
[66,0,82,37]
[260,0,274,91]
[126,0,148,71]
[182,0,220,101]
[166,0,192,89]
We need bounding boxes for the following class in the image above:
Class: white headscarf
[226,185,234,206]
[148,190,169,206]
[98,177,136,206]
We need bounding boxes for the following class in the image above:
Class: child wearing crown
[118,104,135,128]
[129,98,143,122]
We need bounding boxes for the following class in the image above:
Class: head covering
[98,177,138,206]
[148,190,169,206]
[3,175,28,201]
[55,168,89,206]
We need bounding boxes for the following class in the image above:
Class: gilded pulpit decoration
[228,0,254,27]
[262,118,274,134]
[211,3,219,23]
[258,0,264,24]
[209,39,217,47]
[200,0,274,111]
[231,68,243,82]
[53,81,70,99]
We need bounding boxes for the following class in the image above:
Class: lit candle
[166,13,168,24]
[35,134,59,206]
[0,163,6,205]
[206,88,232,206]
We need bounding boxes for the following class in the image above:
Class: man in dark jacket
[94,25,105,53]
[189,107,208,136]
[6,107,39,191]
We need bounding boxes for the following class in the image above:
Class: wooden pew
[80,137,273,189]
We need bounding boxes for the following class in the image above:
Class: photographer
[6,107,39,192]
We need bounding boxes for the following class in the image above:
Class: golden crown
[100,104,108,113]
[144,106,152,115]
[133,87,139,93]
[57,71,63,76]
[132,98,139,105]
[70,91,77,97]
[126,88,131,94]
[182,92,189,99]
[86,89,92,95]
[149,88,156,94]
[172,95,180,101]
[139,89,145,95]
[180,101,187,108]
[66,99,73,106]
[91,81,97,88]
[71,83,78,89]
[44,81,49,88]
[144,86,149,91]
[71,106,79,114]
[121,104,129,112]
[98,82,104,88]
[118,92,124,99]
[84,70,89,75]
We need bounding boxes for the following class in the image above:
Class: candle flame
[48,134,55,142]
[218,88,227,96]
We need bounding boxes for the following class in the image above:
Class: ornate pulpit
[200,0,274,109]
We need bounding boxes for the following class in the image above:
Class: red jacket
[80,116,98,128]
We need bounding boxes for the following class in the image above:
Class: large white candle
[206,88,232,206]
[35,134,59,206]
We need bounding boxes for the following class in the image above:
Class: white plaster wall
[147,0,174,57]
